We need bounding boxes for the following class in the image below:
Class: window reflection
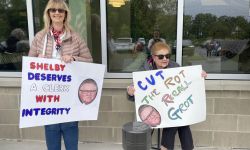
[0,0,29,71]
[183,0,250,73]
[107,0,177,72]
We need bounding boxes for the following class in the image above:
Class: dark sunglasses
[154,54,171,59]
[49,8,66,13]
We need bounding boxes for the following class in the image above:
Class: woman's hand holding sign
[127,84,135,96]
[38,54,47,58]
[201,70,207,78]
[61,55,74,63]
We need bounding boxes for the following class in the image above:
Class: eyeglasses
[49,8,66,13]
[79,90,97,94]
[154,54,171,59]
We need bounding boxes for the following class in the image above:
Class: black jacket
[127,60,180,101]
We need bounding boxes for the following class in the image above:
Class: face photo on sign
[78,78,98,105]
[138,105,161,127]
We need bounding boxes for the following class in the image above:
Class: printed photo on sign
[138,105,161,127]
[78,78,98,105]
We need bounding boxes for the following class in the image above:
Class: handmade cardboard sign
[19,56,105,128]
[133,65,206,128]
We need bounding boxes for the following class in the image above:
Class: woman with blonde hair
[28,0,92,149]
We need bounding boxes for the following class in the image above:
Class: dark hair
[79,78,97,87]
[153,38,162,42]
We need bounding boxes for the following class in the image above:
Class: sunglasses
[49,8,66,13]
[154,54,171,59]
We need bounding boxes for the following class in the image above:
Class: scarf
[51,27,63,52]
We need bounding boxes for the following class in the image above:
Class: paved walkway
[0,139,246,150]
[0,139,122,150]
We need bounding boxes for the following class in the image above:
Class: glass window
[106,0,177,73]
[0,0,29,72]
[183,0,250,74]
[32,0,101,63]
[32,0,47,33]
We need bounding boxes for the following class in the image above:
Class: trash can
[122,121,151,150]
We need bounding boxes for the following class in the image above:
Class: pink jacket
[28,30,93,62]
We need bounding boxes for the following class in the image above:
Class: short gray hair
[10,28,25,40]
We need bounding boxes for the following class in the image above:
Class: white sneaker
[160,145,168,150]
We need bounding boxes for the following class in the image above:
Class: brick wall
[0,78,250,149]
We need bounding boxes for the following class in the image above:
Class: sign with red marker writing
[19,56,105,128]
[133,65,206,128]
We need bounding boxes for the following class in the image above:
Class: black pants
[161,126,194,150]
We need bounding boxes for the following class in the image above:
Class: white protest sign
[19,56,105,128]
[133,65,206,128]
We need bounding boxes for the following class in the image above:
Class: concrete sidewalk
[0,139,242,150]
[0,139,123,150]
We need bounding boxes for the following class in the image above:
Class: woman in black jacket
[127,42,207,150]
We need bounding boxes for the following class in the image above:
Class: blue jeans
[45,121,79,150]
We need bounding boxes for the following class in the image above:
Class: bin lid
[123,122,150,133]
